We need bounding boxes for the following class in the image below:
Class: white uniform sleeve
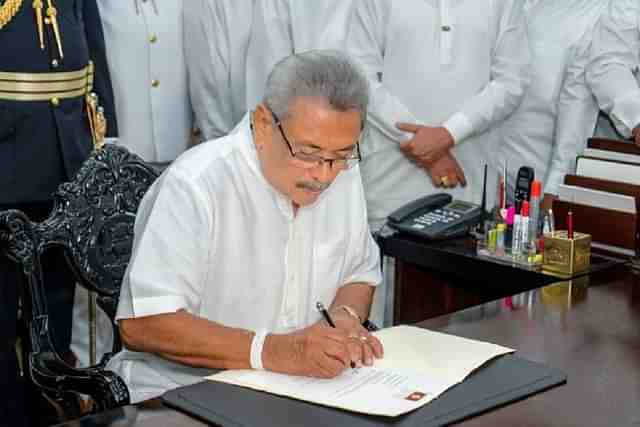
[342,167,382,287]
[116,170,213,320]
[245,0,293,109]
[184,0,234,140]
[586,0,640,139]
[347,0,419,144]
[545,31,600,196]
[446,0,530,144]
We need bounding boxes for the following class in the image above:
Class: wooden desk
[418,265,640,426]
[56,266,640,427]
[379,233,623,324]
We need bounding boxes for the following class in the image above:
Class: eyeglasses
[272,112,362,170]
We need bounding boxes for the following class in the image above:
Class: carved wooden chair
[0,145,159,421]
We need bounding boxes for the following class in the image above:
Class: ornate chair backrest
[53,145,159,349]
[0,144,159,418]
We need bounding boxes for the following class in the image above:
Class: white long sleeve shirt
[245,0,356,109]
[184,0,254,140]
[586,0,640,139]
[347,0,530,229]
[107,116,381,403]
[97,0,192,162]
[497,0,606,198]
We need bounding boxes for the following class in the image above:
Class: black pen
[316,302,355,368]
[316,302,336,327]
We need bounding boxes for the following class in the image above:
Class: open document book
[206,326,513,417]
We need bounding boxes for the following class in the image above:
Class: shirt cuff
[443,112,474,144]
[543,168,564,197]
[611,94,640,138]
[343,269,382,289]
[125,295,189,319]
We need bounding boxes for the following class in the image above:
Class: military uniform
[0,1,116,425]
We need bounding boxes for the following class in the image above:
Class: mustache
[296,181,330,192]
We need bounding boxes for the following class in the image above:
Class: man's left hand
[396,124,455,165]
[327,308,383,367]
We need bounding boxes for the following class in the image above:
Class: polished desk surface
[419,265,640,427]
[380,232,626,324]
[56,266,640,427]
[380,232,622,283]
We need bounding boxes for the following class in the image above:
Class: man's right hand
[420,152,467,189]
[262,323,354,379]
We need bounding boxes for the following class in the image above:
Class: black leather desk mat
[162,354,566,427]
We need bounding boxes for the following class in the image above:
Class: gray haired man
[107,50,383,403]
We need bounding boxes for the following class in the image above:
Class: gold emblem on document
[0,0,23,30]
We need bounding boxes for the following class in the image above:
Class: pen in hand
[316,302,356,368]
[316,302,336,328]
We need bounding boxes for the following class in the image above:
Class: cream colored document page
[206,326,514,417]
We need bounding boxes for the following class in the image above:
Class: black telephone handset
[514,166,535,213]
[387,193,483,240]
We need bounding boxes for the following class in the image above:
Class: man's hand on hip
[397,124,454,165]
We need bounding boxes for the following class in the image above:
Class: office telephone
[387,193,483,240]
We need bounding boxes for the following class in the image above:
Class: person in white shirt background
[496,0,608,211]
[71,0,194,368]
[106,51,383,403]
[184,0,255,140]
[97,0,193,163]
[245,0,357,109]
[347,0,530,325]
[587,0,640,147]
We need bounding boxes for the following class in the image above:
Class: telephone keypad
[415,206,470,230]
[415,209,460,227]
[389,197,482,240]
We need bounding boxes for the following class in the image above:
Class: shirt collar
[237,114,296,219]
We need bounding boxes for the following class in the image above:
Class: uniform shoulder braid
[0,0,22,30]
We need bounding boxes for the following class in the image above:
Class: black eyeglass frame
[271,111,362,170]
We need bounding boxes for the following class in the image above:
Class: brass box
[543,231,591,276]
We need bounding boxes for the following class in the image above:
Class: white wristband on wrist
[250,330,269,370]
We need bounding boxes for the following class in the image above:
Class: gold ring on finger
[440,176,449,186]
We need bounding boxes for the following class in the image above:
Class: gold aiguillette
[32,0,44,49]
[45,0,63,59]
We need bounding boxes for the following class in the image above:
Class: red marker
[567,210,574,239]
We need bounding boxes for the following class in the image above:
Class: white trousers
[369,256,396,328]
[70,284,113,367]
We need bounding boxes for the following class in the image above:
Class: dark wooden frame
[0,145,159,420]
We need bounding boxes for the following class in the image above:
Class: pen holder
[542,231,591,276]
